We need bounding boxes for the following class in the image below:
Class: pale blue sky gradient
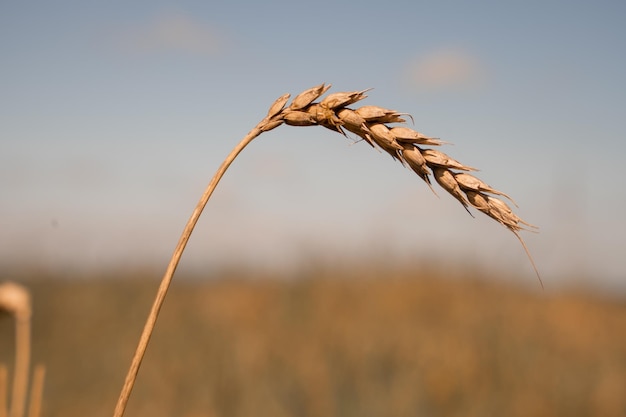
[1,1,625,290]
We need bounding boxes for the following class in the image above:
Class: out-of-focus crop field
[1,264,625,417]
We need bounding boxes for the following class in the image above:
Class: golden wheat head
[263,83,542,287]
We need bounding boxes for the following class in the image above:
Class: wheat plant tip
[263,83,542,287]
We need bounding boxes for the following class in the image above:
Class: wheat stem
[0,365,7,417]
[26,366,45,417]
[112,118,278,417]
[10,317,29,417]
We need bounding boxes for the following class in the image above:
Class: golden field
[1,264,625,417]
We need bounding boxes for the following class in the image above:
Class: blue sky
[1,1,625,290]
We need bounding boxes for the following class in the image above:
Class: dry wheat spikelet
[274,83,541,287]
[113,82,542,417]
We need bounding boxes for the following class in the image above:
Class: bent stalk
[113,83,540,417]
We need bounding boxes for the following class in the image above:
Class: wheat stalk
[0,282,31,417]
[113,83,541,417]
[0,365,7,417]
[26,366,45,417]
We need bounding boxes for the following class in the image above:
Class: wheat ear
[113,83,541,417]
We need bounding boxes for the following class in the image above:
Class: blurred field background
[2,263,625,417]
[3,2,626,417]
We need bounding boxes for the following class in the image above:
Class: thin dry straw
[0,365,6,417]
[113,83,541,417]
[26,366,45,417]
